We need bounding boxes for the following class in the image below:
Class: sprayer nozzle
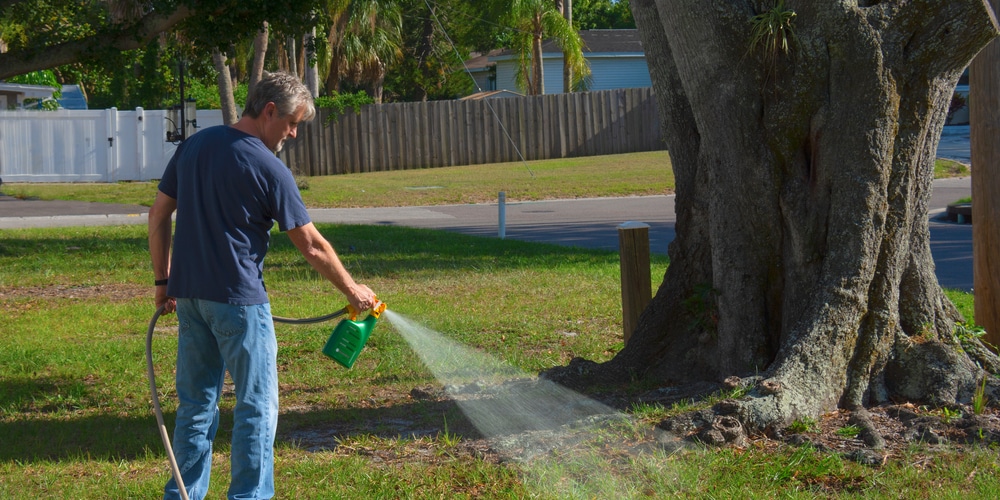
[371,300,387,318]
[345,300,386,320]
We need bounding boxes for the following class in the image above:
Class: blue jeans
[164,299,278,500]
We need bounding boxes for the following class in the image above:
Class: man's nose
[289,126,298,139]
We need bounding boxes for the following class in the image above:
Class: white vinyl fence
[0,108,224,183]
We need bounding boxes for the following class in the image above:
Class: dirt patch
[281,380,1000,470]
[0,283,147,302]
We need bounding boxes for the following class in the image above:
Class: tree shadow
[0,387,481,464]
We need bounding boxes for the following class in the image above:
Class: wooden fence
[278,87,663,176]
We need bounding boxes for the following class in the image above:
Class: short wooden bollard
[618,222,652,345]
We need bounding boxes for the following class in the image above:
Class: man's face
[262,103,307,153]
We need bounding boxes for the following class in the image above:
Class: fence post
[106,107,118,182]
[618,221,651,345]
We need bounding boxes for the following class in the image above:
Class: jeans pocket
[209,303,248,338]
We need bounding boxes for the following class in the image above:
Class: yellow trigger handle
[345,299,386,321]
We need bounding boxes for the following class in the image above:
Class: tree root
[848,409,886,449]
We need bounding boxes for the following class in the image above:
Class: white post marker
[498,191,506,239]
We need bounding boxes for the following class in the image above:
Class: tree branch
[0,5,193,80]
[0,0,30,12]
[884,0,999,75]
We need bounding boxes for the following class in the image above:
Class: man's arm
[148,190,177,313]
[286,222,376,312]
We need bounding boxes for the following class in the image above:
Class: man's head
[242,72,316,152]
[244,72,316,121]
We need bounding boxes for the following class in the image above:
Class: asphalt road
[0,177,974,291]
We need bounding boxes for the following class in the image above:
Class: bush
[315,91,374,122]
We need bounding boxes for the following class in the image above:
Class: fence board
[2,89,663,182]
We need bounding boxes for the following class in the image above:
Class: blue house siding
[487,30,652,95]
[493,55,650,95]
[586,55,651,90]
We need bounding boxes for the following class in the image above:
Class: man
[148,71,376,500]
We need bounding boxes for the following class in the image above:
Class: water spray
[145,299,386,499]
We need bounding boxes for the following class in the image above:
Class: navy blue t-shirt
[158,125,311,305]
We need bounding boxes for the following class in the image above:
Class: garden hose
[145,305,351,500]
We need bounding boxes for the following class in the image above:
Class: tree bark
[249,22,269,98]
[577,0,1000,434]
[562,0,573,93]
[213,48,239,126]
[304,27,320,98]
[531,15,545,95]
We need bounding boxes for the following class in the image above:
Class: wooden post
[618,222,652,345]
[970,0,1000,349]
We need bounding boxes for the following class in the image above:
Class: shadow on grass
[262,223,626,282]
[0,224,625,281]
[276,398,483,451]
[0,394,481,463]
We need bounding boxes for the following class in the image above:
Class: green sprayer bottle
[322,300,387,368]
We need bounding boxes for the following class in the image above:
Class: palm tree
[492,0,589,95]
[321,0,351,94]
[321,0,403,102]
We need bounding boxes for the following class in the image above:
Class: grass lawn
[0,151,675,208]
[0,220,992,498]
[0,153,969,209]
[0,153,990,497]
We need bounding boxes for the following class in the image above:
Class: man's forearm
[287,223,360,294]
[148,192,177,280]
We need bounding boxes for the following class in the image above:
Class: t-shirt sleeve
[269,165,312,232]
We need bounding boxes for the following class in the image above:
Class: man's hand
[345,282,377,313]
[155,285,176,314]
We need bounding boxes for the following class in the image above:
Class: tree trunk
[413,5,435,101]
[575,0,1000,434]
[971,0,1000,348]
[248,22,269,98]
[324,12,349,95]
[212,48,238,126]
[364,61,387,104]
[287,36,298,77]
[562,0,573,93]
[304,27,319,98]
[531,16,545,95]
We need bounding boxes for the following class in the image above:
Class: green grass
[0,151,674,208]
[0,154,965,209]
[934,158,970,179]
[0,221,990,498]
[0,153,986,497]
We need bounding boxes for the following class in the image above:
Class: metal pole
[498,191,506,239]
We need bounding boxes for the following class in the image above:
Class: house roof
[460,89,524,101]
[464,49,504,73]
[548,29,643,54]
[0,82,58,99]
[57,84,88,109]
[491,29,643,60]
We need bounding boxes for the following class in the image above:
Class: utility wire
[423,0,534,177]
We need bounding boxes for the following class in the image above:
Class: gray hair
[243,71,316,121]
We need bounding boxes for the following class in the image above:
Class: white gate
[0,108,223,183]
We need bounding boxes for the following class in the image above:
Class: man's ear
[263,101,277,118]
